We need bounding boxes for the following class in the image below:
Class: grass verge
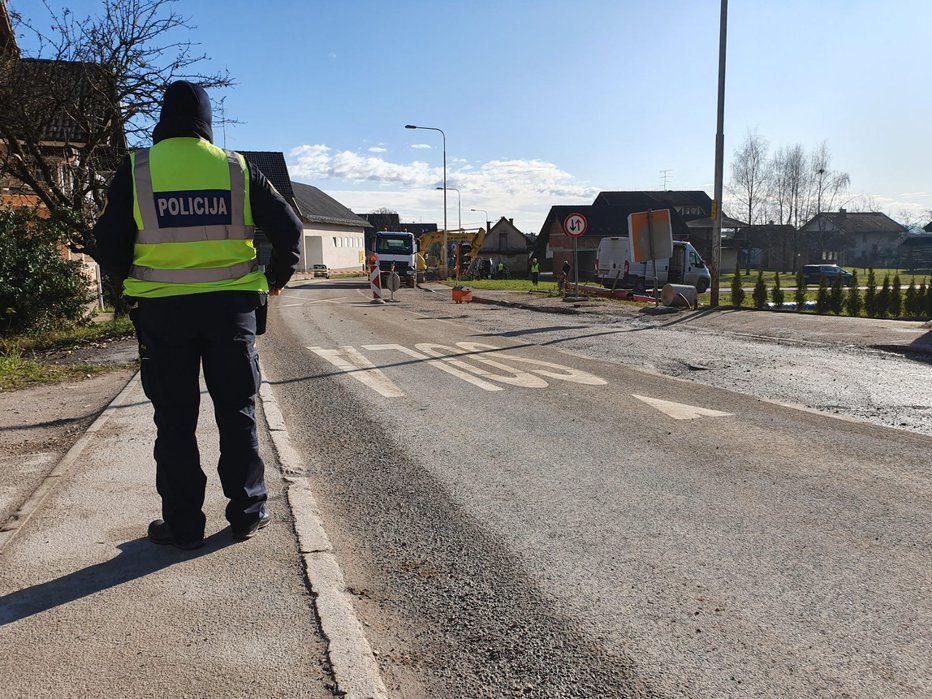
[0,316,136,391]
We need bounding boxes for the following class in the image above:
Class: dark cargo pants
[132,291,266,541]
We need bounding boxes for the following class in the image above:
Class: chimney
[508,218,513,225]
[839,208,846,214]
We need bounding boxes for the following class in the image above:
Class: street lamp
[406,124,447,277]
[436,186,460,232]
[470,208,489,235]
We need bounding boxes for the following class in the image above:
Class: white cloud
[368,146,387,153]
[327,52,337,60]
[286,143,597,233]
[410,143,432,150]
[288,144,331,179]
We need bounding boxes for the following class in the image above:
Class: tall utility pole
[710,0,728,307]
[406,124,447,277]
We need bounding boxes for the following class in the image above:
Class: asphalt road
[259,279,931,698]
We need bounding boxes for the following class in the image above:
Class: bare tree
[0,0,233,254]
[806,142,850,264]
[769,144,807,227]
[807,142,851,219]
[727,129,770,225]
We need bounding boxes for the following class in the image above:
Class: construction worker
[92,81,302,550]
[530,257,540,286]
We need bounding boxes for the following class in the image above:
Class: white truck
[373,230,420,288]
[594,236,711,293]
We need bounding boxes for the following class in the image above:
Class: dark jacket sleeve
[246,160,302,289]
[90,157,136,287]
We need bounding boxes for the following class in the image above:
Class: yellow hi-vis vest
[125,137,267,298]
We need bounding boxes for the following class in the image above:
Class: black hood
[152,81,214,144]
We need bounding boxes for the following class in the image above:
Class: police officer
[93,81,302,550]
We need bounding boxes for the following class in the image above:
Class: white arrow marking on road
[632,395,734,420]
[309,346,405,397]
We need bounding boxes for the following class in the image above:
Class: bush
[845,270,862,317]
[864,268,877,318]
[0,208,92,335]
[730,264,745,306]
[875,274,891,318]
[771,272,784,307]
[794,270,806,311]
[890,273,902,317]
[815,278,830,314]
[924,280,932,317]
[829,274,844,315]
[917,281,928,317]
[752,270,767,309]
[905,280,919,317]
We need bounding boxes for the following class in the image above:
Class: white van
[594,237,711,292]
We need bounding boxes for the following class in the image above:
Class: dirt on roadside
[0,337,138,457]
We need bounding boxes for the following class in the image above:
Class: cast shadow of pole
[0,533,235,626]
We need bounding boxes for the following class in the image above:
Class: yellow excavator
[417,227,488,278]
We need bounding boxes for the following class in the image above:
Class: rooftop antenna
[660,169,673,190]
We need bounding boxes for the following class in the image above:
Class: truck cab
[374,231,419,288]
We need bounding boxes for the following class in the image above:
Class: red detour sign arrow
[563,212,588,238]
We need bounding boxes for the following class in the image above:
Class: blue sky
[10,0,932,232]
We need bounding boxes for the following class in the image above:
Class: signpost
[562,212,587,301]
[628,209,673,304]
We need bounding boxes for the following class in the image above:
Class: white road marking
[308,346,405,397]
[633,394,734,420]
[280,296,352,308]
[415,343,548,388]
[456,343,608,386]
[307,341,608,396]
[363,344,503,392]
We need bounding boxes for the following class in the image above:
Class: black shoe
[231,512,271,541]
[147,519,205,551]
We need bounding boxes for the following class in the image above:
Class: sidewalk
[0,374,377,698]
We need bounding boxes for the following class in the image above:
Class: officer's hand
[269,287,283,297]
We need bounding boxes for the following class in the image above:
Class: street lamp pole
[470,208,489,236]
[710,0,728,307]
[437,186,460,232]
[406,124,447,277]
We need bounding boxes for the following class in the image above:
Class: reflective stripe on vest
[128,259,258,283]
[133,148,254,245]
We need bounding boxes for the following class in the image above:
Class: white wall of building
[298,223,367,272]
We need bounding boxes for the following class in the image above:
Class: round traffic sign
[563,212,587,237]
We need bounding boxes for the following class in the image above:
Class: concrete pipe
[661,283,698,308]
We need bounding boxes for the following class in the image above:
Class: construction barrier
[369,260,384,303]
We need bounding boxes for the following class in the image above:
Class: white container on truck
[594,237,711,293]
[374,231,419,288]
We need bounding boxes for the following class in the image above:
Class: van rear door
[669,244,685,284]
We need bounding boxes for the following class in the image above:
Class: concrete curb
[258,367,388,699]
[470,295,584,315]
[0,372,140,555]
